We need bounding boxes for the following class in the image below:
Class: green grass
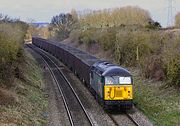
[133,71,180,126]
[0,50,48,125]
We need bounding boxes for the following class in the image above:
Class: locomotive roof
[92,61,132,76]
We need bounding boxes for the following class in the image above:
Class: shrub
[68,8,180,87]
[69,29,81,43]
[0,21,28,87]
[78,28,97,45]
[115,30,172,81]
[0,33,20,85]
[140,55,165,80]
[97,28,116,51]
[162,34,180,87]
[145,21,161,29]
[115,30,153,66]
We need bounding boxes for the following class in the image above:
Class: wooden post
[136,46,139,61]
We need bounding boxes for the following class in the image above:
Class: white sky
[0,0,180,27]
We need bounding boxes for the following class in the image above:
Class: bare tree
[50,13,76,40]
[0,13,20,23]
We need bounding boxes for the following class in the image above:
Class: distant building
[31,22,49,27]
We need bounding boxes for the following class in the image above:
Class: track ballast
[28,44,94,126]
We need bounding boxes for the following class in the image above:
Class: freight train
[32,37,133,109]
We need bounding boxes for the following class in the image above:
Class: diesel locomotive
[32,37,133,109]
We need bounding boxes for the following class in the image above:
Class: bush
[97,28,116,51]
[0,33,19,85]
[78,28,97,45]
[115,30,153,66]
[115,30,178,82]
[69,8,180,87]
[140,55,165,80]
[145,21,161,29]
[0,21,28,87]
[71,25,180,87]
[162,34,180,87]
[69,29,81,43]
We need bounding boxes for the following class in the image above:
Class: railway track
[28,44,94,126]
[108,111,140,126]
[28,44,142,126]
[126,112,140,126]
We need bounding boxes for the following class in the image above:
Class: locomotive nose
[104,85,132,100]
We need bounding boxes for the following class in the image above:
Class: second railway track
[108,111,140,126]
[28,44,94,126]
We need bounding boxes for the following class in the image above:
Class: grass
[0,50,48,126]
[133,69,180,126]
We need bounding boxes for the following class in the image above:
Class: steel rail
[126,113,140,126]
[107,114,119,126]
[29,44,94,126]
[108,112,140,126]
[27,44,74,126]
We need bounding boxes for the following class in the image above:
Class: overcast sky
[0,0,179,27]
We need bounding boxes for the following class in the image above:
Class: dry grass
[0,88,19,106]
[0,50,48,125]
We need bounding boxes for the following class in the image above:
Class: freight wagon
[32,37,133,109]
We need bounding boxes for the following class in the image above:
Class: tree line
[49,7,180,87]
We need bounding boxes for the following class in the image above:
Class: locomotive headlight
[119,77,131,84]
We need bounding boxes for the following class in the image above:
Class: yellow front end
[104,85,133,100]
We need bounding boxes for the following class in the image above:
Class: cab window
[119,77,131,84]
[105,76,119,85]
[105,76,131,85]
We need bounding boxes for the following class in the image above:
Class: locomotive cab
[90,61,133,108]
